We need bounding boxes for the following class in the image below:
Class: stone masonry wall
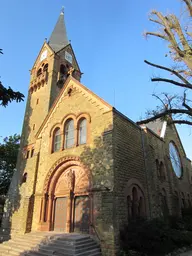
[112,111,150,252]
[31,79,116,255]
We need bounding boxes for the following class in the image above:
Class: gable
[56,44,81,72]
[31,42,54,71]
[36,76,112,138]
[164,123,186,157]
[145,119,166,138]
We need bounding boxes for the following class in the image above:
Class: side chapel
[2,9,192,255]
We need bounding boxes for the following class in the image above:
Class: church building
[1,9,192,256]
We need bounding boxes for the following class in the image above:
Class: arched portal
[39,157,92,233]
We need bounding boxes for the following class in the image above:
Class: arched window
[37,68,42,77]
[43,63,48,72]
[155,159,160,177]
[138,197,144,216]
[187,194,191,208]
[78,118,87,145]
[181,192,185,209]
[21,172,28,184]
[127,196,132,220]
[60,64,67,74]
[161,189,169,218]
[53,128,61,152]
[59,64,68,82]
[64,119,74,148]
[173,191,180,216]
[126,182,146,222]
[43,64,49,82]
[159,162,166,181]
[132,187,138,218]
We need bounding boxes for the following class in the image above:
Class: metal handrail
[90,223,104,242]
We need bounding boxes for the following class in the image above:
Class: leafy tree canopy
[0,49,24,107]
[0,134,20,195]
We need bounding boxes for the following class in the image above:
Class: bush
[120,218,192,256]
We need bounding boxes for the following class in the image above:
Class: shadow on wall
[0,93,33,241]
[78,130,115,254]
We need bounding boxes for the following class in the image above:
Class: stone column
[47,194,54,230]
[66,191,73,232]
[40,194,46,222]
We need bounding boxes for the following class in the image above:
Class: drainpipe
[140,127,152,219]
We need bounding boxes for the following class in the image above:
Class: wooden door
[74,196,90,233]
[54,197,67,231]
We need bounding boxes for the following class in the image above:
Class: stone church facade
[1,10,192,256]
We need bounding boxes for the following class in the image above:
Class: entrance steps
[0,232,102,256]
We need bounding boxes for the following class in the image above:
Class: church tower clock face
[40,50,47,62]
[169,142,182,178]
[65,51,72,64]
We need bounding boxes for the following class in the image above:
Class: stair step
[0,232,101,256]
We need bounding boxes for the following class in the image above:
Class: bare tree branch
[145,32,169,40]
[151,77,192,89]
[169,119,192,125]
[152,93,168,109]
[182,91,192,110]
[183,0,192,16]
[137,108,192,125]
[140,0,192,126]
[149,18,163,25]
[144,60,192,86]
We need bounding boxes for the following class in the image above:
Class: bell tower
[1,8,82,234]
[22,8,81,146]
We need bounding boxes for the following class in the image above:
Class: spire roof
[49,8,69,52]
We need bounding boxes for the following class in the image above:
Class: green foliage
[0,48,24,107]
[0,81,25,107]
[0,134,20,195]
[120,217,192,256]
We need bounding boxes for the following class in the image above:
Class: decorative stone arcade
[38,157,92,233]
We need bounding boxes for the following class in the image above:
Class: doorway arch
[39,156,92,233]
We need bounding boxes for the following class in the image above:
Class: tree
[0,49,24,107]
[0,134,20,195]
[138,0,192,126]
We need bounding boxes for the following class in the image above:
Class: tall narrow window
[156,159,160,177]
[53,128,61,152]
[60,64,67,80]
[138,197,144,217]
[78,118,87,145]
[26,150,30,159]
[64,119,74,148]
[181,192,185,208]
[43,64,49,82]
[161,189,169,218]
[127,196,132,220]
[43,63,48,72]
[159,162,166,181]
[173,191,180,216]
[31,148,34,158]
[37,68,42,77]
[132,187,138,219]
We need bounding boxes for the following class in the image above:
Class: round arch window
[169,142,182,178]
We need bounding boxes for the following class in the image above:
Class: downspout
[140,127,152,219]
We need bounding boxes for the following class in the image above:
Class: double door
[53,195,90,233]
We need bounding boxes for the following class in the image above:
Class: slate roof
[48,9,69,52]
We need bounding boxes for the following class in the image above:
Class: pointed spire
[49,7,69,52]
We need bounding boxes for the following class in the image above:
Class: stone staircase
[0,232,102,256]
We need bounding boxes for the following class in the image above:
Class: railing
[90,223,104,242]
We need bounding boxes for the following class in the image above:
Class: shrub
[120,218,192,256]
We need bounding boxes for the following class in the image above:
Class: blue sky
[0,0,191,159]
